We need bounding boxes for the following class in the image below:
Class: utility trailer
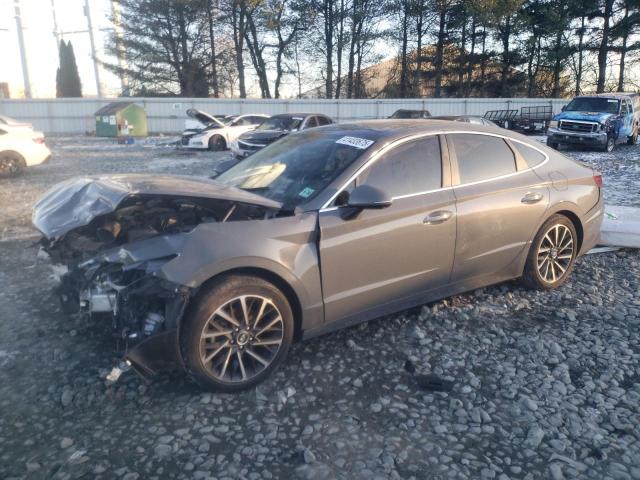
[484,106,554,132]
[483,109,519,129]
[515,105,554,132]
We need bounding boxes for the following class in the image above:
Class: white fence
[0,97,570,135]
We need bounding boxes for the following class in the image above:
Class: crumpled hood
[554,111,615,124]
[239,129,289,144]
[186,108,224,127]
[32,174,282,240]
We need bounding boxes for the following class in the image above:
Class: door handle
[423,210,454,225]
[521,192,543,204]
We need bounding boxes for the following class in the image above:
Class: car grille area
[559,120,598,133]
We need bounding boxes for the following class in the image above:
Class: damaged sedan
[33,121,603,392]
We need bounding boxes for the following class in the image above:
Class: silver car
[32,120,603,391]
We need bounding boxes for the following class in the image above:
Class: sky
[1,0,122,98]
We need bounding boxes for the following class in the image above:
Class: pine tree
[56,40,83,97]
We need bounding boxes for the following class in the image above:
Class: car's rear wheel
[208,135,226,151]
[0,152,25,178]
[180,275,294,392]
[522,214,578,290]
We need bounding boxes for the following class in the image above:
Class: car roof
[577,93,635,100]
[271,113,327,118]
[322,119,513,141]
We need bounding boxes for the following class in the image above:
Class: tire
[522,214,578,290]
[0,151,25,179]
[208,135,226,152]
[180,274,294,392]
[546,138,559,150]
[603,135,615,152]
[628,129,638,146]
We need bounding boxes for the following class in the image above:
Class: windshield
[565,97,620,114]
[257,116,304,131]
[216,129,382,208]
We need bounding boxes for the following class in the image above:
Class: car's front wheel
[522,214,578,290]
[0,151,25,178]
[180,275,294,392]
[546,138,559,150]
[628,129,638,146]
[603,135,616,152]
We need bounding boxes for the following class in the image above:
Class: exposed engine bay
[33,175,285,377]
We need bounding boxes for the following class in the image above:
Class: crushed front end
[32,175,283,380]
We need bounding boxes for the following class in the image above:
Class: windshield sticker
[336,136,375,149]
[298,187,315,198]
[608,100,618,103]
[292,117,304,120]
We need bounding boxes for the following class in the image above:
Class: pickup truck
[546,93,639,152]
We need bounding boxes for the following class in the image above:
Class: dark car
[389,109,431,119]
[32,120,603,392]
[231,113,333,158]
[430,115,498,127]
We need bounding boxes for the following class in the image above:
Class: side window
[449,133,517,184]
[621,101,629,115]
[512,141,546,168]
[251,116,266,124]
[358,136,442,198]
[317,116,331,126]
[303,117,318,129]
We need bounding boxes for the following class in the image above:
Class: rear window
[449,133,516,184]
[512,142,546,168]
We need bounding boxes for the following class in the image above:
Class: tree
[106,0,210,97]
[56,40,82,98]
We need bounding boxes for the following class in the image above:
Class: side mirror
[347,185,392,209]
[561,105,567,112]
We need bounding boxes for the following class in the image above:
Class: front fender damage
[32,175,287,382]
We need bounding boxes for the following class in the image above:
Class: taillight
[33,137,45,144]
[593,173,603,188]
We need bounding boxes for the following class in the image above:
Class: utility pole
[83,0,103,97]
[110,0,129,95]
[13,0,32,98]
[51,0,61,46]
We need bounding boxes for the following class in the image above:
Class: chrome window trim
[319,130,549,212]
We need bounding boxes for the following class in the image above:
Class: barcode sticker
[336,136,375,149]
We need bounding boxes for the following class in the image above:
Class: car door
[318,135,456,323]
[447,133,550,282]
[620,100,633,138]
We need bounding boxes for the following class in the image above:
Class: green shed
[94,102,148,137]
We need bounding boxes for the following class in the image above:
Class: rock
[549,463,564,480]
[524,426,544,448]
[521,397,538,411]
[370,403,382,413]
[154,444,172,457]
[303,448,317,464]
[61,389,73,407]
[60,437,74,449]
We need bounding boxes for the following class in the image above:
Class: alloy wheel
[536,224,574,284]
[198,295,284,383]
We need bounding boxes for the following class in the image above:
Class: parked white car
[182,110,269,151]
[0,124,51,178]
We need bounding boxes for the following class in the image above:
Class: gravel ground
[0,136,639,480]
